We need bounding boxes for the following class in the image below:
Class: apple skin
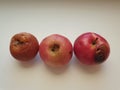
[74,32,110,65]
[10,32,39,62]
[39,34,73,67]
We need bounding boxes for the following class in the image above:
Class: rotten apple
[74,32,110,65]
[39,34,73,67]
[10,32,39,62]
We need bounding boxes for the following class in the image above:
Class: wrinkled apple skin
[39,34,73,67]
[74,32,110,65]
[10,32,39,61]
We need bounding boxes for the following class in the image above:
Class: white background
[0,0,120,90]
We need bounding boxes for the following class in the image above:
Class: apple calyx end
[50,44,60,52]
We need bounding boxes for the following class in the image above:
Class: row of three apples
[10,32,110,67]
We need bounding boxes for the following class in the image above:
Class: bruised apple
[39,34,73,67]
[10,32,39,62]
[74,32,110,65]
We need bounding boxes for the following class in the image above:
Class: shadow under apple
[44,62,70,75]
[17,53,40,68]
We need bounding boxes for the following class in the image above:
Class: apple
[10,32,39,62]
[74,32,110,65]
[39,34,73,67]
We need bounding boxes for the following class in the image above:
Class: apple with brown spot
[74,32,110,65]
[39,34,73,67]
[10,32,39,62]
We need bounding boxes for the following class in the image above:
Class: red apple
[74,32,110,65]
[39,34,73,67]
[10,32,39,62]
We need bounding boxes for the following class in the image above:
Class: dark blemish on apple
[51,44,60,52]
[69,51,72,55]
[92,38,98,45]
[13,39,24,46]
[95,45,106,63]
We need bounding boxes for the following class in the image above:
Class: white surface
[0,1,120,90]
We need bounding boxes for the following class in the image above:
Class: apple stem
[92,38,98,45]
